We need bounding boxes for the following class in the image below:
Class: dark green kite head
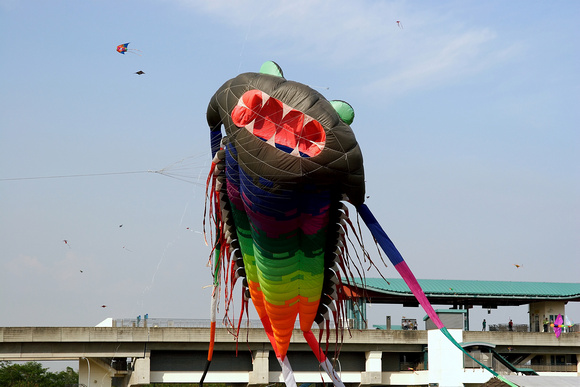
[207,61,365,205]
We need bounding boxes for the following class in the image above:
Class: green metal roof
[346,278,580,305]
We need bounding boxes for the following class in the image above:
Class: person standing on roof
[482,319,486,331]
[508,319,513,331]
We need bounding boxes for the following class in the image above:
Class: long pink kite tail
[356,204,517,387]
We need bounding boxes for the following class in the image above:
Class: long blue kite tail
[356,204,517,387]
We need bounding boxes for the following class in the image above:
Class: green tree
[47,366,79,386]
[0,361,78,387]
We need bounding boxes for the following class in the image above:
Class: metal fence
[488,323,529,332]
[489,323,578,333]
[529,364,578,372]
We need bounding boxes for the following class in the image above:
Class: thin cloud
[5,254,46,273]
[370,29,501,96]
[175,0,518,97]
[175,0,402,61]
[4,252,93,289]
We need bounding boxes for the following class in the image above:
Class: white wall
[428,329,463,387]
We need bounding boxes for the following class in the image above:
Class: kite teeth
[282,104,293,118]
[312,142,324,150]
[236,97,247,108]
[245,120,255,132]
[266,134,276,147]
[290,146,301,156]
[260,92,270,107]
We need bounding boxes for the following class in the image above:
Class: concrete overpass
[1,326,579,386]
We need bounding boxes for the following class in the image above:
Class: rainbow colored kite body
[116,43,129,54]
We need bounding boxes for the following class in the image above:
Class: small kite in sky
[397,20,403,29]
[116,42,141,55]
[513,264,522,268]
[63,240,71,248]
[101,305,107,308]
[119,224,123,227]
[135,71,145,75]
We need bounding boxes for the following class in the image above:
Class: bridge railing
[488,323,529,332]
[112,318,340,329]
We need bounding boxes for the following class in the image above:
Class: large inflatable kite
[202,61,517,387]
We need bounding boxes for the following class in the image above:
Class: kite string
[139,200,190,310]
[0,153,211,184]
[0,170,149,181]
[236,1,263,73]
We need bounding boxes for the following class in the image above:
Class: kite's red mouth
[231,90,326,157]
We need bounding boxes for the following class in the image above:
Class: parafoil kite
[202,61,518,387]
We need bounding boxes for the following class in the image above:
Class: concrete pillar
[248,349,269,385]
[78,358,113,387]
[361,350,382,385]
[127,358,150,386]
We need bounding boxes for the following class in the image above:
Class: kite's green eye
[259,61,284,78]
[330,100,355,125]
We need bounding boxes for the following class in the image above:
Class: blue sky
[1,0,578,335]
